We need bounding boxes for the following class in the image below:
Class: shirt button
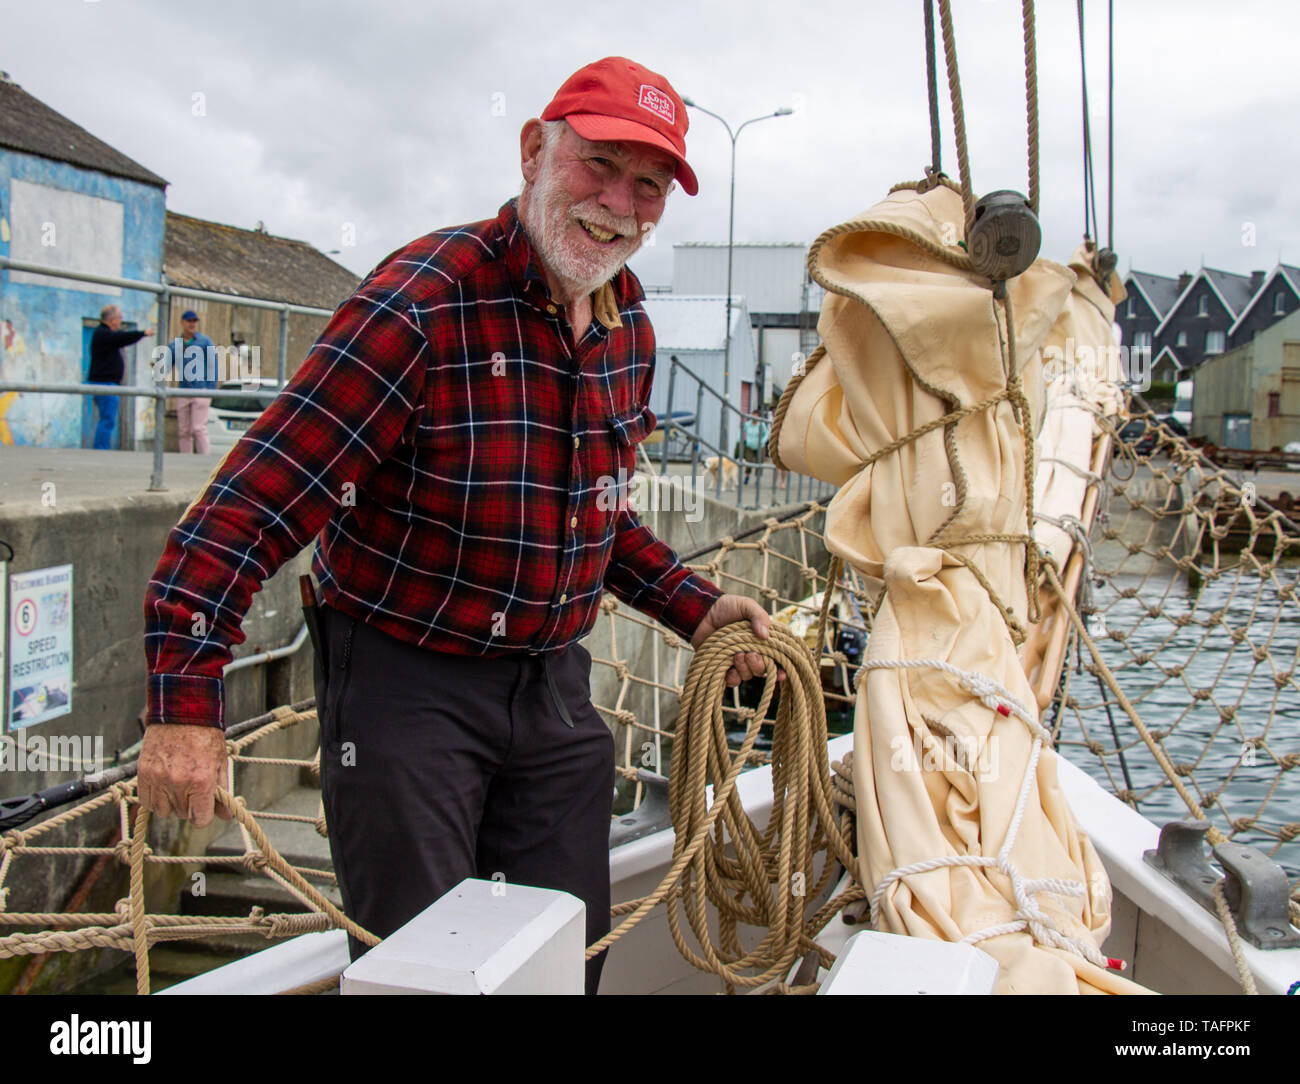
[573,437,580,449]
[570,516,578,528]
[546,304,558,314]
[559,593,567,605]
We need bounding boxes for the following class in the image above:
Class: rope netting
[0,510,870,995]
[0,704,369,995]
[1048,404,1300,896]
[3,413,1298,993]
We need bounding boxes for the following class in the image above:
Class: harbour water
[1056,565,1300,881]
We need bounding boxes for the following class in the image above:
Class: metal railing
[0,256,334,490]
[654,354,833,509]
[1,257,833,508]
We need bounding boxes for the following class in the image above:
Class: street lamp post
[682,98,791,459]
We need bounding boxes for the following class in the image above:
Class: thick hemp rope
[586,620,860,992]
[935,0,1040,232]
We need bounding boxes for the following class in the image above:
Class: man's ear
[520,119,545,185]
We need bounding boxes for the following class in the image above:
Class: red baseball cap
[541,57,699,196]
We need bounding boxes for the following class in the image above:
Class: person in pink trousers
[169,310,217,453]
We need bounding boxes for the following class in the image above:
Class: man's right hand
[137,724,231,828]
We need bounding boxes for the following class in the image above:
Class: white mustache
[571,210,636,239]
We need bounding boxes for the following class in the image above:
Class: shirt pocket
[602,405,655,522]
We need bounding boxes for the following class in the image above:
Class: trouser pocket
[323,609,358,751]
[541,653,576,728]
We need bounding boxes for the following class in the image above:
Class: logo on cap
[637,85,675,124]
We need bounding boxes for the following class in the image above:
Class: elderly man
[88,305,153,450]
[139,57,779,995]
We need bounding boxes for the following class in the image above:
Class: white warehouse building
[639,294,755,458]
[670,242,823,408]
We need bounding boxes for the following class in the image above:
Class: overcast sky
[4,0,1297,288]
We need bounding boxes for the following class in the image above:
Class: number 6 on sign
[15,598,37,636]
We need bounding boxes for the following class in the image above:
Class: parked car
[1114,418,1158,457]
[1155,414,1188,443]
[1113,415,1185,458]
[205,379,280,451]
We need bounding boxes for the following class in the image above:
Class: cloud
[4,0,1296,282]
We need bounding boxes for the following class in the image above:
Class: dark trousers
[314,606,615,994]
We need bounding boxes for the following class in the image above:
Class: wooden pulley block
[967,190,1040,282]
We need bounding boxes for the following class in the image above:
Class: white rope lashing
[854,657,1123,972]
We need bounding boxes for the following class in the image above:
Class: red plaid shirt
[145,200,723,728]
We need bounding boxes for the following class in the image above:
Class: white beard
[519,155,644,299]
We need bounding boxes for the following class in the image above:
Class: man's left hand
[690,594,788,687]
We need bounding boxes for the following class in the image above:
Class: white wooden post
[342,878,585,995]
[819,930,1000,995]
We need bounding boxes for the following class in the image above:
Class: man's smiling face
[518,119,675,301]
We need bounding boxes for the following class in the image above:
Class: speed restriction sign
[8,564,73,728]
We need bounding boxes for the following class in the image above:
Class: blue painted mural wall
[0,150,164,448]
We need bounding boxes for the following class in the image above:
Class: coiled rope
[586,621,860,992]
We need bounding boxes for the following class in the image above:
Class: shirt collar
[496,199,644,331]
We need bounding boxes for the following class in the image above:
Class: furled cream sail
[776,180,1148,994]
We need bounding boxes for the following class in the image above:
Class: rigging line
[1076,0,1097,240]
[1022,0,1039,214]
[678,501,819,564]
[936,0,1041,234]
[924,0,942,174]
[1077,0,1100,242]
[1056,630,1134,809]
[1077,0,1090,239]
[936,0,975,228]
[1107,0,1114,250]
[1097,671,1137,801]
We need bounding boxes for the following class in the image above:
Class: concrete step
[149,945,249,979]
[207,784,333,870]
[186,869,343,913]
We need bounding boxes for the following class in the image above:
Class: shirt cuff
[655,572,724,645]
[147,673,226,729]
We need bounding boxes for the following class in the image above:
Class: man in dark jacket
[88,304,153,450]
